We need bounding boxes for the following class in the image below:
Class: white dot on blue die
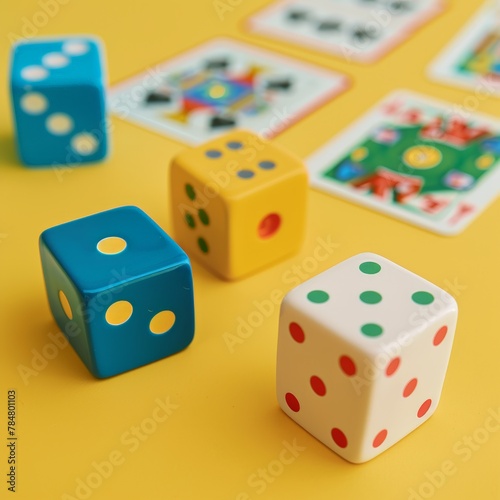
[63,41,90,56]
[42,52,69,69]
[21,65,48,82]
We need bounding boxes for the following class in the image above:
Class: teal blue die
[39,206,195,378]
[10,36,108,166]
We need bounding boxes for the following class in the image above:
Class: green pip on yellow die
[170,130,308,280]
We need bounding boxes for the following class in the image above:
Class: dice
[170,130,308,280]
[10,36,108,166]
[39,206,195,378]
[277,253,458,463]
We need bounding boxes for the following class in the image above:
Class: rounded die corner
[280,284,303,306]
[439,293,459,315]
[354,251,384,260]
[39,228,50,245]
[90,370,109,380]
[114,204,145,216]
[350,252,387,267]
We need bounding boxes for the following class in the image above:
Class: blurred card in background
[429,2,500,95]
[109,38,348,144]
[248,0,443,63]
[308,90,500,235]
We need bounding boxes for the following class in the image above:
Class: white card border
[247,0,444,64]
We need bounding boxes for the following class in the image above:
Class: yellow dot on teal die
[307,290,329,303]
[361,323,383,337]
[412,291,434,305]
[20,92,48,114]
[360,291,382,304]
[359,261,381,274]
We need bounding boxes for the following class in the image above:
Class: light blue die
[10,36,108,167]
[39,206,195,378]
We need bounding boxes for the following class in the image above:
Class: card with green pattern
[308,90,500,235]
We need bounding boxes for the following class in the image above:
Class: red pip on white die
[276,253,458,463]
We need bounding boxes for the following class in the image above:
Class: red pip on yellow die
[170,130,308,280]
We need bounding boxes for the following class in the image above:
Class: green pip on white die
[277,253,458,463]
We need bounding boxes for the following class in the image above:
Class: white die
[276,252,458,463]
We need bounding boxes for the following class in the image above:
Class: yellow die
[170,130,308,280]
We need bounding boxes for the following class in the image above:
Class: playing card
[308,90,500,235]
[108,38,348,144]
[428,2,500,95]
[247,0,443,63]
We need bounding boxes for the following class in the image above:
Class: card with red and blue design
[109,38,348,144]
[308,90,500,235]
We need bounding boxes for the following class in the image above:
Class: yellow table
[1,1,499,499]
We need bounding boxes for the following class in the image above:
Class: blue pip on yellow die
[39,206,195,378]
[170,130,308,280]
[10,36,108,166]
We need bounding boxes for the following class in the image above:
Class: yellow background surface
[1,1,500,499]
